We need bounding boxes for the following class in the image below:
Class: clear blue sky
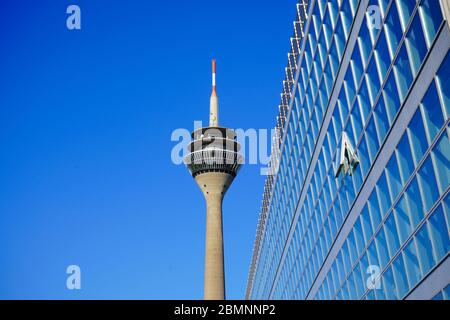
[0,0,298,299]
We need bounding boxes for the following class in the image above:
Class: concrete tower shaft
[194,172,234,300]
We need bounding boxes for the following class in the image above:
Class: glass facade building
[246,0,450,300]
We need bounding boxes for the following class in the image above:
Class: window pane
[359,82,372,124]
[382,266,398,300]
[375,30,390,82]
[415,222,436,274]
[444,284,450,300]
[421,81,444,144]
[368,189,382,230]
[366,57,381,105]
[386,154,402,202]
[383,72,401,123]
[368,240,379,268]
[374,98,390,143]
[432,291,444,300]
[432,129,450,194]
[428,205,450,263]
[419,0,443,47]
[358,137,370,176]
[385,2,403,59]
[436,51,450,119]
[405,13,428,75]
[362,206,374,244]
[418,155,439,213]
[407,109,429,166]
[385,213,401,258]
[396,132,415,184]
[406,177,425,228]
[376,172,392,217]
[375,228,390,269]
[394,194,412,244]
[395,0,416,32]
[347,230,359,264]
[358,21,372,67]
[354,217,366,256]
[351,47,364,87]
[394,45,413,101]
[351,101,363,142]
[392,254,409,298]
[345,69,356,107]
[366,117,380,162]
[403,239,422,289]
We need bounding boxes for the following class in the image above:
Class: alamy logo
[366,265,381,290]
[66,5,81,30]
[171,121,276,176]
[66,265,81,290]
[367,5,382,30]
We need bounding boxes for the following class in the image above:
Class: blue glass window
[385,214,401,258]
[358,82,372,124]
[418,155,439,213]
[382,266,398,300]
[408,109,429,167]
[354,217,366,256]
[421,81,445,144]
[436,51,450,118]
[338,90,350,125]
[386,154,402,202]
[444,284,450,300]
[415,222,435,275]
[378,0,390,16]
[358,138,370,177]
[345,69,356,107]
[351,105,362,141]
[392,253,409,298]
[374,31,390,82]
[366,57,381,105]
[405,13,428,76]
[419,0,443,47]
[375,228,390,268]
[383,72,401,123]
[347,271,357,300]
[406,177,425,228]
[342,243,352,276]
[428,205,450,263]
[394,194,413,244]
[432,129,450,194]
[358,22,373,67]
[403,239,422,289]
[444,193,450,233]
[368,189,382,230]
[351,48,364,88]
[374,98,390,144]
[340,0,353,37]
[335,20,346,59]
[395,0,415,32]
[433,291,444,300]
[396,132,415,184]
[385,3,403,59]
[347,230,359,264]
[357,254,368,297]
[361,206,374,244]
[394,45,413,102]
[368,240,379,268]
[376,173,391,217]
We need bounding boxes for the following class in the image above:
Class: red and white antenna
[210,59,219,127]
